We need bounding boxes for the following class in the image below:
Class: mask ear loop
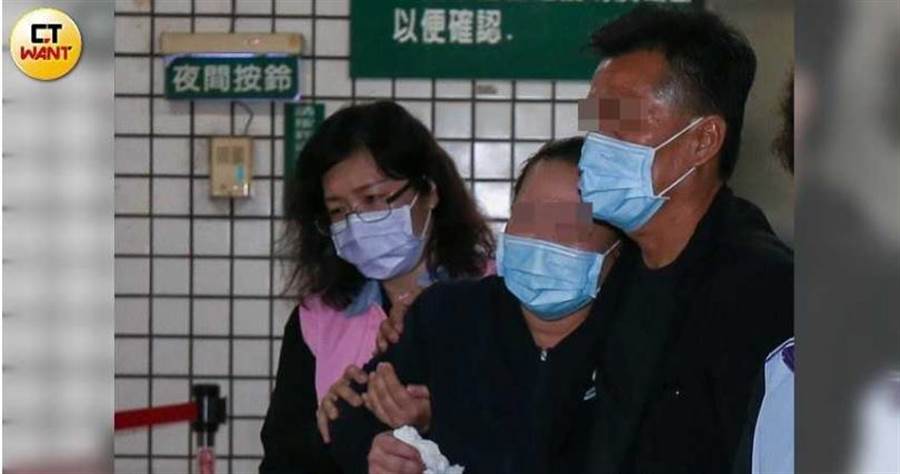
[653,116,705,199]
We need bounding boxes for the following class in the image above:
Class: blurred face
[579,50,702,196]
[321,149,434,236]
[507,159,619,256]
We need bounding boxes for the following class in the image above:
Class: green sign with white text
[351,0,700,80]
[284,103,326,181]
[165,55,300,100]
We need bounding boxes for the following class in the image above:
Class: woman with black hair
[259,101,494,473]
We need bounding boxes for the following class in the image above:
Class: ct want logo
[9,7,82,81]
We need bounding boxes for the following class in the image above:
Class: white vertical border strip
[0,2,5,466]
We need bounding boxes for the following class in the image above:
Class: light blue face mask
[497,233,619,321]
[578,117,704,232]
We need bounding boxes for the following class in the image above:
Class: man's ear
[689,115,727,168]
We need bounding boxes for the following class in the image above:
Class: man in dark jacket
[577,5,793,473]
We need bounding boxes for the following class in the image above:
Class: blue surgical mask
[331,193,432,280]
[578,117,704,232]
[497,233,619,321]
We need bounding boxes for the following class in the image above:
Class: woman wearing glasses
[259,101,494,474]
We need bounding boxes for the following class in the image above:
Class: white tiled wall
[113,0,588,472]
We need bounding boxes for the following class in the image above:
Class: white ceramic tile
[193,298,230,336]
[276,0,312,15]
[115,378,149,410]
[113,428,147,456]
[152,377,189,405]
[252,139,273,176]
[233,340,269,375]
[396,79,432,98]
[234,178,272,216]
[152,57,165,95]
[115,338,148,374]
[153,99,191,135]
[113,459,146,474]
[152,339,189,375]
[115,0,151,13]
[153,424,191,458]
[233,259,271,296]
[474,182,511,219]
[233,459,264,474]
[355,79,391,98]
[235,17,272,32]
[116,178,150,214]
[232,419,265,456]
[273,180,284,216]
[192,179,231,216]
[114,17,151,53]
[233,380,270,416]
[194,101,231,136]
[116,297,149,335]
[475,102,511,139]
[152,458,189,474]
[193,339,229,375]
[236,0,272,14]
[315,19,349,56]
[398,101,432,130]
[152,297,189,335]
[514,142,543,177]
[153,17,192,51]
[115,137,150,174]
[195,0,232,15]
[434,102,471,139]
[153,138,191,175]
[276,19,312,53]
[474,142,512,179]
[317,0,349,15]
[116,217,150,254]
[515,103,552,139]
[516,81,553,100]
[436,80,472,98]
[193,138,210,175]
[475,80,512,99]
[555,102,580,138]
[115,257,150,294]
[233,101,271,137]
[152,178,190,215]
[194,16,232,33]
[556,81,591,100]
[115,57,150,94]
[193,218,231,255]
[321,99,352,118]
[233,220,271,256]
[154,0,190,13]
[274,298,292,324]
[439,141,472,180]
[234,299,270,336]
[115,98,150,134]
[153,258,190,294]
[193,259,231,295]
[314,60,352,97]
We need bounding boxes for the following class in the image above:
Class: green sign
[165,55,300,99]
[351,0,699,80]
[284,103,326,181]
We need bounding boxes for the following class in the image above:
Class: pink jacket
[299,264,495,401]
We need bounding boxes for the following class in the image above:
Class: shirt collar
[344,267,450,317]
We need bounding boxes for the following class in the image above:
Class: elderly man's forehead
[511,202,593,223]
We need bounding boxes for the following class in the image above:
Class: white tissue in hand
[392,425,465,474]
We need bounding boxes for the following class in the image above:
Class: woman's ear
[426,178,440,210]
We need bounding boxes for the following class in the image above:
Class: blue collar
[344,267,449,317]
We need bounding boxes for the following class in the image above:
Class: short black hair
[282,101,494,310]
[514,136,584,198]
[591,4,757,180]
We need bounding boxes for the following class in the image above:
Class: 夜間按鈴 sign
[165,55,300,100]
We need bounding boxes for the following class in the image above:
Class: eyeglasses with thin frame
[315,180,417,236]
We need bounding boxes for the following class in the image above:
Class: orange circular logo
[9,8,83,81]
